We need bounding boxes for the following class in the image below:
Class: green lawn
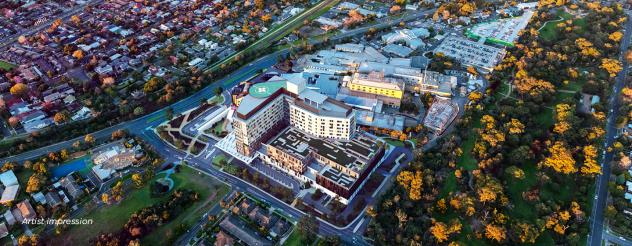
[212,154,226,167]
[58,166,228,245]
[210,94,224,104]
[0,60,16,71]
[439,172,457,198]
[143,167,230,245]
[384,138,405,147]
[539,10,586,41]
[456,113,482,171]
[535,91,576,128]
[283,228,306,246]
[505,163,538,221]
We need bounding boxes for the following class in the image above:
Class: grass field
[384,138,405,147]
[283,228,305,246]
[58,166,228,244]
[456,113,483,171]
[539,10,586,41]
[0,60,16,71]
[212,154,226,168]
[143,167,230,244]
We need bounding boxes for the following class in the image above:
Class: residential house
[0,170,19,204]
[3,210,15,226]
[0,223,7,238]
[60,175,83,200]
[12,200,36,223]
[45,191,63,208]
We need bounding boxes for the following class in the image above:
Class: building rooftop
[356,110,405,131]
[219,215,273,246]
[383,44,414,58]
[268,127,379,174]
[0,170,18,187]
[235,76,351,120]
[248,79,288,99]
[423,97,459,133]
[347,72,405,91]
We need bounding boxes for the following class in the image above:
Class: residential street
[588,10,632,246]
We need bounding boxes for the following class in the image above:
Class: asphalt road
[0,6,436,245]
[204,0,339,73]
[0,7,435,164]
[0,49,281,164]
[140,126,392,246]
[588,11,632,246]
[604,230,632,246]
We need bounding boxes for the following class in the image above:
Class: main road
[137,127,378,246]
[0,7,435,164]
[588,10,632,246]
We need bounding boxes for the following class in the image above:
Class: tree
[70,15,80,25]
[396,170,422,201]
[10,83,28,96]
[541,141,576,174]
[254,0,264,10]
[609,31,623,42]
[131,173,144,188]
[580,145,601,175]
[8,116,19,128]
[72,140,82,150]
[26,175,43,193]
[60,149,69,160]
[601,58,622,77]
[484,224,506,242]
[133,106,144,116]
[53,111,69,124]
[625,50,632,63]
[111,129,126,140]
[214,87,223,97]
[1,162,15,172]
[101,193,110,204]
[84,134,95,145]
[505,118,525,134]
[430,221,449,243]
[395,209,408,228]
[261,14,272,23]
[297,215,318,243]
[72,49,84,60]
[144,77,164,93]
[318,236,341,246]
[390,5,401,14]
[513,223,540,244]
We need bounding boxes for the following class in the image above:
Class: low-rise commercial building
[343,72,404,107]
[423,97,459,134]
[381,28,429,49]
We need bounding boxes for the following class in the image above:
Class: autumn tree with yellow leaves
[580,145,601,175]
[541,141,577,174]
[601,58,622,77]
[396,170,423,201]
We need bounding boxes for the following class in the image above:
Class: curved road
[0,8,435,164]
[0,7,436,245]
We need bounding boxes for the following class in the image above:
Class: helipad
[248,81,288,98]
